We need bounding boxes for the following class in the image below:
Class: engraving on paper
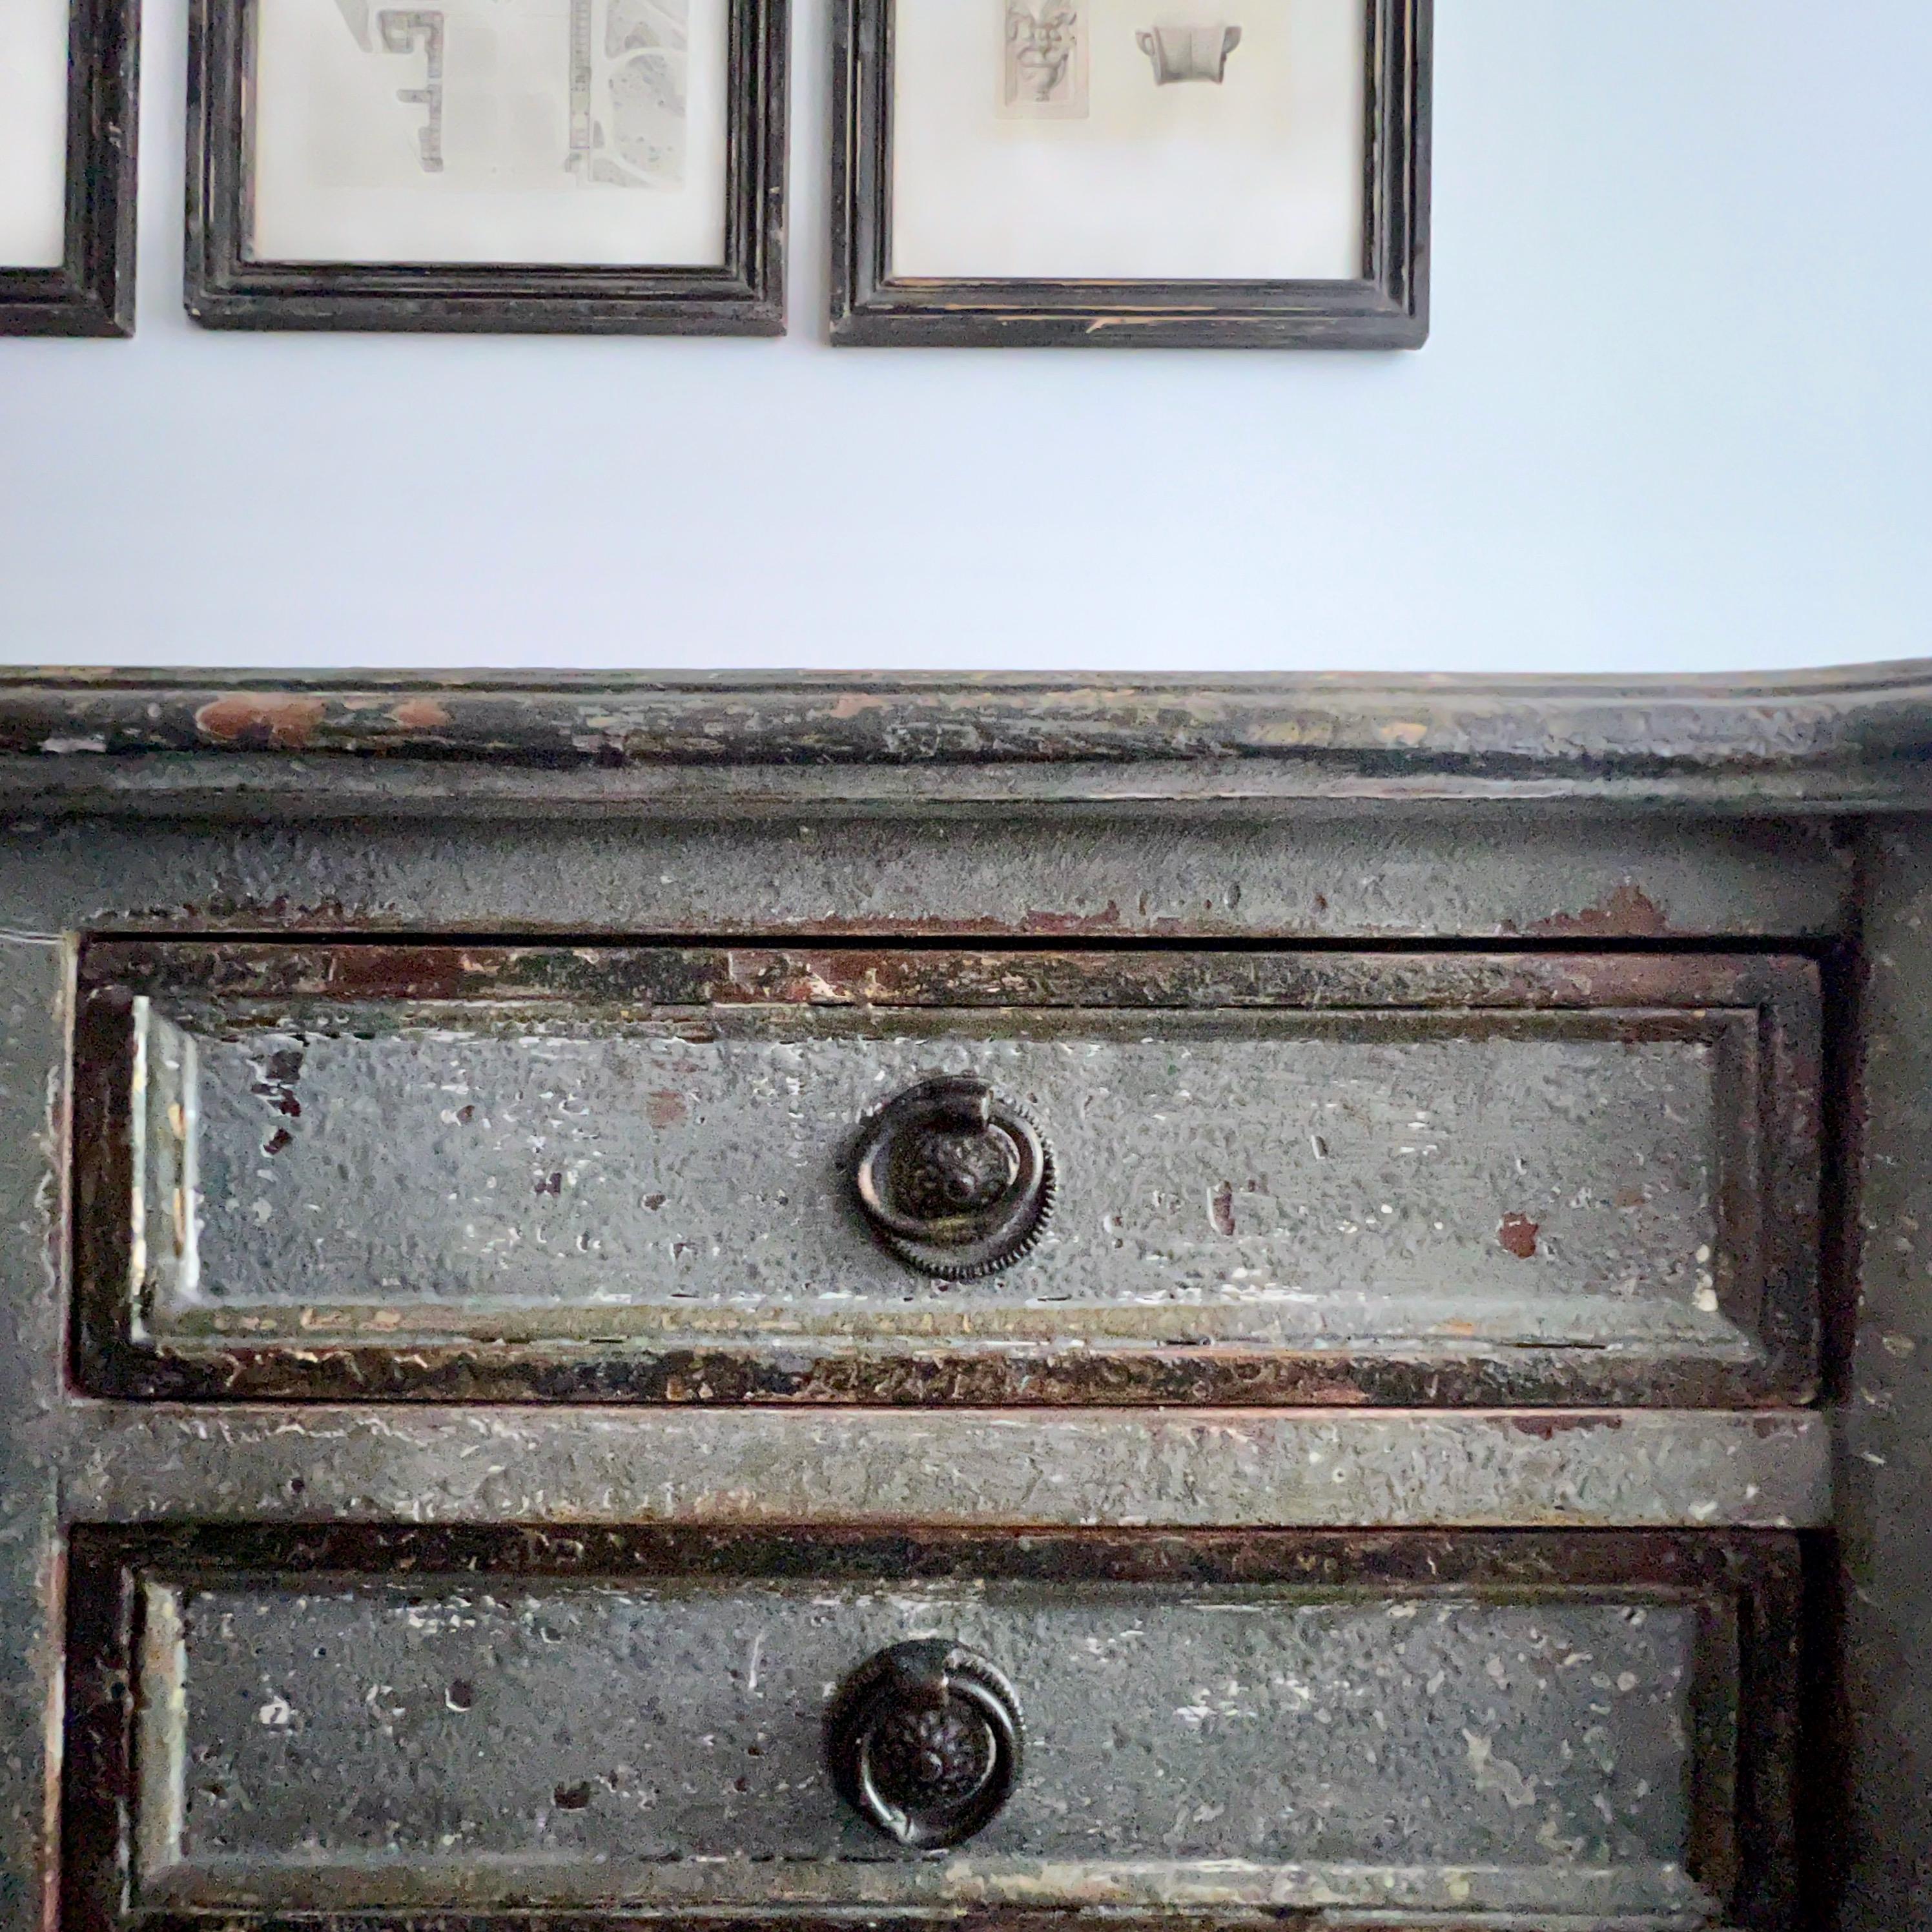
[1002,2,1087,119]
[376,12,445,172]
[314,0,690,189]
[1138,23,1242,85]
[575,0,689,187]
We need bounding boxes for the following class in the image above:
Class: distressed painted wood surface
[0,814,1853,943]
[73,946,1820,1405]
[65,1530,1800,1929]
[1836,823,1932,1928]
[0,940,63,1932]
[0,672,1896,1932]
[61,1406,1832,1530]
[1,665,1930,808]
[138,1590,1703,1908]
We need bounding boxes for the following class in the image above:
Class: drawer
[65,1526,1803,1932]
[72,942,1821,1405]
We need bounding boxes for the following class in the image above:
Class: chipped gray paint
[0,672,1896,1932]
[156,1005,1738,1341]
[139,1577,1710,1918]
[0,940,63,1932]
[0,812,1851,945]
[61,1406,1831,1529]
[71,943,1820,1405]
[1838,823,1932,1931]
[1,666,1931,810]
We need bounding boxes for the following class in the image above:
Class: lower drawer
[65,1528,1802,1931]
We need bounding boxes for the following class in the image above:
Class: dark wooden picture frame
[831,0,1430,349]
[0,0,139,336]
[184,0,787,333]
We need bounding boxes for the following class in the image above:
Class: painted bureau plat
[1,668,1928,1932]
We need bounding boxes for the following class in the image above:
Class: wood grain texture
[0,0,140,336]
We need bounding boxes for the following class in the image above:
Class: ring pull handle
[827,1640,1024,1849]
[850,1076,1055,1280]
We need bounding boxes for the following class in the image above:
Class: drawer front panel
[73,945,1820,1404]
[66,1528,1801,1929]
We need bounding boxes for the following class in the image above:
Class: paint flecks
[1498,1213,1541,1260]
[194,693,330,749]
[1523,883,1669,939]
[1211,1182,1237,1238]
[1463,1729,1539,1809]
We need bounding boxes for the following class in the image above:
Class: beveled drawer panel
[64,1528,1801,1932]
[72,943,1820,1405]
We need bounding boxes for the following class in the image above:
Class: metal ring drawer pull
[851,1076,1055,1279]
[827,1640,1025,1849]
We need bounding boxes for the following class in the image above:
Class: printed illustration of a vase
[1137,23,1242,84]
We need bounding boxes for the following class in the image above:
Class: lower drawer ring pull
[827,1639,1025,1847]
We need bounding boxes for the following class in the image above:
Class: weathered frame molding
[183,0,788,334]
[0,0,140,336]
[830,0,1430,349]
[2,663,1931,814]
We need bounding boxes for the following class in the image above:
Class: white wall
[1,1,1927,673]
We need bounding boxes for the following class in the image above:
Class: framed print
[185,0,786,331]
[832,0,1429,349]
[0,0,139,336]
